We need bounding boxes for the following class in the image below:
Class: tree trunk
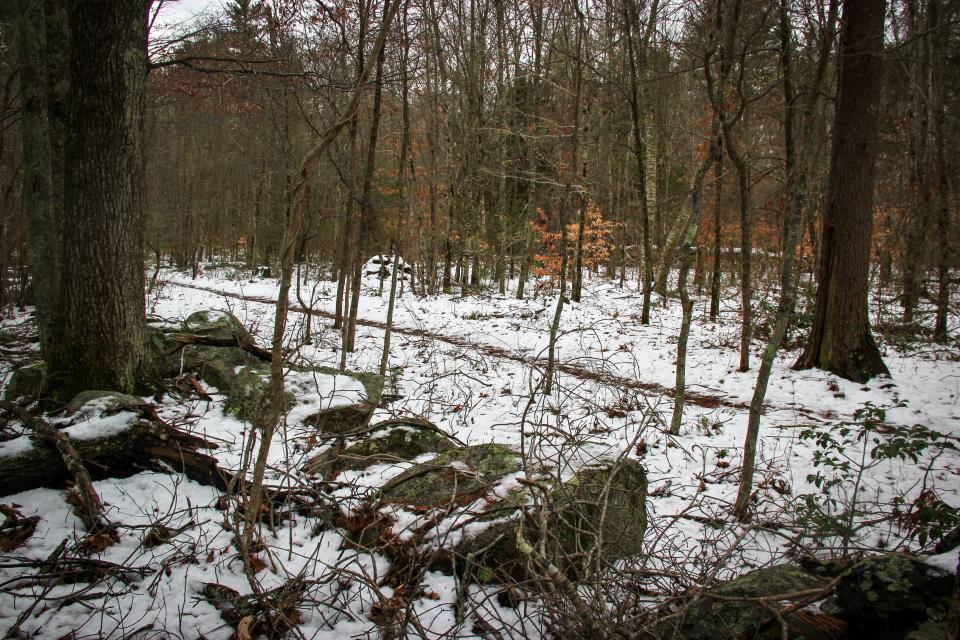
[544,8,583,396]
[17,0,66,352]
[734,0,836,519]
[47,0,151,401]
[0,409,227,498]
[796,0,889,383]
[623,0,658,324]
[670,116,721,434]
[571,200,586,302]
[710,153,723,321]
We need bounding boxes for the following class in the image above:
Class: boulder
[364,444,647,582]
[833,554,952,639]
[223,363,272,421]
[670,555,954,640]
[4,362,46,401]
[670,565,835,640]
[181,310,252,346]
[304,420,457,478]
[301,367,383,434]
[144,325,181,377]
[65,390,147,417]
[183,346,260,393]
[222,363,382,430]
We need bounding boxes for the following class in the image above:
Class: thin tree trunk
[624,0,658,323]
[545,6,583,396]
[381,3,411,376]
[710,153,723,320]
[734,0,835,519]
[571,201,586,302]
[241,0,399,571]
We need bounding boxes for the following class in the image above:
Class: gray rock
[834,554,952,639]
[65,390,147,417]
[4,362,46,401]
[303,367,383,435]
[304,421,457,478]
[669,565,832,640]
[361,444,648,583]
[182,345,259,393]
[182,310,252,346]
[220,363,382,430]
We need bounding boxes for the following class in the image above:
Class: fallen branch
[170,332,272,361]
[0,401,113,535]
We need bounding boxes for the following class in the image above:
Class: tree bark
[16,0,66,350]
[46,0,151,402]
[796,0,889,383]
[710,153,723,321]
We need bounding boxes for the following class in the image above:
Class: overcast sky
[153,0,220,31]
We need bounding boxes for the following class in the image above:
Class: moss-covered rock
[381,443,522,508]
[834,554,952,639]
[4,362,46,401]
[144,326,182,377]
[220,363,382,430]
[223,363,272,422]
[65,390,147,416]
[303,367,383,434]
[367,445,648,582]
[182,310,252,346]
[182,345,259,393]
[669,565,833,640]
[668,555,954,640]
[304,422,457,478]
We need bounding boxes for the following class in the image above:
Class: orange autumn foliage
[533,201,617,280]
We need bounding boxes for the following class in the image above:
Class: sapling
[797,401,958,555]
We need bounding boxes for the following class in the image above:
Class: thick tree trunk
[17,0,66,351]
[47,0,151,401]
[796,0,889,383]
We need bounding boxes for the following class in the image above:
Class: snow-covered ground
[1,266,958,638]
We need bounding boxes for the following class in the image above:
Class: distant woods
[0,0,957,367]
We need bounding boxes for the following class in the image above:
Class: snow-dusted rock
[355,443,647,582]
[182,310,252,346]
[305,421,456,478]
[3,361,46,401]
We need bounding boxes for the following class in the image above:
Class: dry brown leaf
[249,555,268,574]
[237,615,254,640]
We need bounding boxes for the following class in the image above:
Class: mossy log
[0,408,230,497]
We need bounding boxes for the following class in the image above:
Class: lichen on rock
[359,444,648,583]
[182,310,252,346]
[305,422,457,478]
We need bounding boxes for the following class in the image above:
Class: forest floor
[0,266,958,638]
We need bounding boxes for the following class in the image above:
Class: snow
[0,266,958,638]
[64,409,140,440]
[0,435,33,459]
[284,368,368,425]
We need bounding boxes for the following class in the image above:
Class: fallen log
[0,402,231,498]
[0,400,114,533]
